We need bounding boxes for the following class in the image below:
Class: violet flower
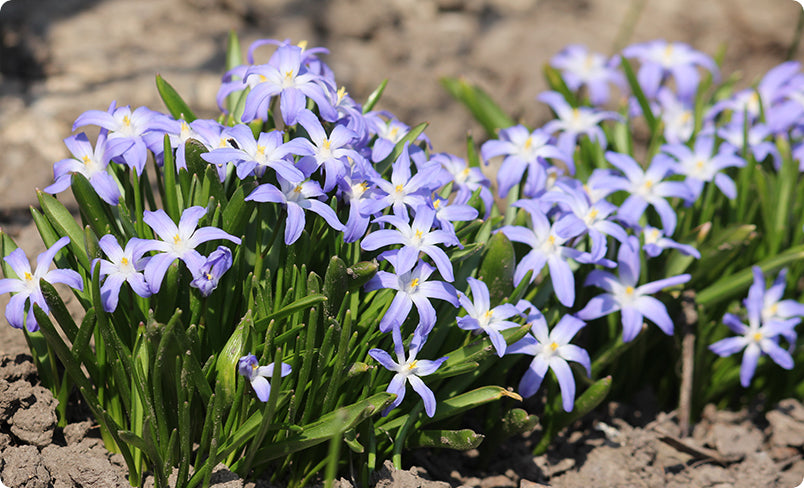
[431,152,493,217]
[576,236,690,342]
[45,131,131,205]
[245,177,344,245]
[237,354,292,402]
[142,206,241,293]
[457,277,521,357]
[659,135,745,200]
[361,144,437,219]
[0,237,83,332]
[622,40,719,101]
[361,205,456,281]
[95,235,153,312]
[200,124,305,182]
[190,246,233,297]
[498,199,588,307]
[539,91,620,158]
[640,226,700,259]
[481,125,570,198]
[507,301,590,412]
[709,271,799,388]
[240,44,337,125]
[73,103,172,175]
[364,254,458,335]
[595,151,694,236]
[368,323,446,417]
[550,44,624,105]
[293,109,361,191]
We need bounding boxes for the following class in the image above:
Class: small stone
[1,445,51,488]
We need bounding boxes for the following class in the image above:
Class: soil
[2,0,804,486]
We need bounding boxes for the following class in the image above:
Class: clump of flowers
[4,31,804,488]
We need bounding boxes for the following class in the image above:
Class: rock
[62,419,93,446]
[41,442,129,488]
[1,445,51,488]
[372,460,452,488]
[767,400,804,448]
[9,385,58,447]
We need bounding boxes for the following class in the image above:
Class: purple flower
[748,266,804,327]
[95,235,153,312]
[539,91,620,157]
[361,144,437,219]
[640,226,700,259]
[659,136,745,200]
[245,177,344,245]
[718,122,781,170]
[498,199,588,307]
[431,153,493,217]
[622,40,719,101]
[200,125,305,182]
[0,237,83,332]
[293,109,361,191]
[73,103,172,175]
[550,44,624,105]
[507,301,590,412]
[430,196,478,242]
[369,116,411,163]
[240,44,336,125]
[595,151,694,236]
[368,324,446,417]
[237,354,292,402]
[190,246,233,297]
[45,131,131,205]
[655,88,695,144]
[142,206,241,293]
[457,277,521,357]
[364,254,458,335]
[361,206,456,281]
[542,180,628,263]
[481,125,570,198]
[337,164,380,243]
[576,237,690,342]
[709,270,799,387]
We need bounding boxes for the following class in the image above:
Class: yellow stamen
[524,137,533,151]
[206,273,214,281]
[409,278,420,289]
[120,257,129,265]
[82,155,91,165]
[752,332,763,342]
[298,40,308,51]
[24,272,33,281]
[407,360,418,370]
[625,286,635,295]
[414,230,423,239]
[588,208,599,220]
[322,140,332,150]
[485,310,494,319]
[122,115,131,126]
[549,342,559,351]
[395,184,404,193]
[337,86,347,103]
[173,234,181,245]
[548,235,556,245]
[433,199,441,209]
[256,145,266,156]
[294,185,303,193]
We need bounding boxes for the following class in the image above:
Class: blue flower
[245,177,344,245]
[622,40,718,101]
[190,246,233,297]
[364,254,458,335]
[457,277,521,357]
[361,205,457,281]
[576,236,690,342]
[640,226,700,259]
[659,135,745,200]
[142,206,241,293]
[507,301,590,412]
[200,124,305,182]
[539,91,621,158]
[240,44,336,125]
[481,125,569,198]
[44,131,132,205]
[0,237,83,332]
[368,324,446,417]
[292,109,361,192]
[549,44,624,105]
[709,271,800,387]
[498,199,588,307]
[95,235,153,312]
[237,354,292,402]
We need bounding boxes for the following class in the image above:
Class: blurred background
[0,0,801,352]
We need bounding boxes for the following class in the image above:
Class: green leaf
[478,231,516,307]
[215,311,252,407]
[440,77,515,137]
[224,31,244,114]
[620,56,658,133]
[221,182,256,238]
[156,74,196,121]
[346,260,378,291]
[434,324,531,378]
[363,79,388,114]
[229,392,396,467]
[39,280,79,343]
[71,173,113,238]
[323,256,348,318]
[37,190,90,271]
[542,64,578,105]
[254,294,327,332]
[185,138,210,179]
[407,428,485,450]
